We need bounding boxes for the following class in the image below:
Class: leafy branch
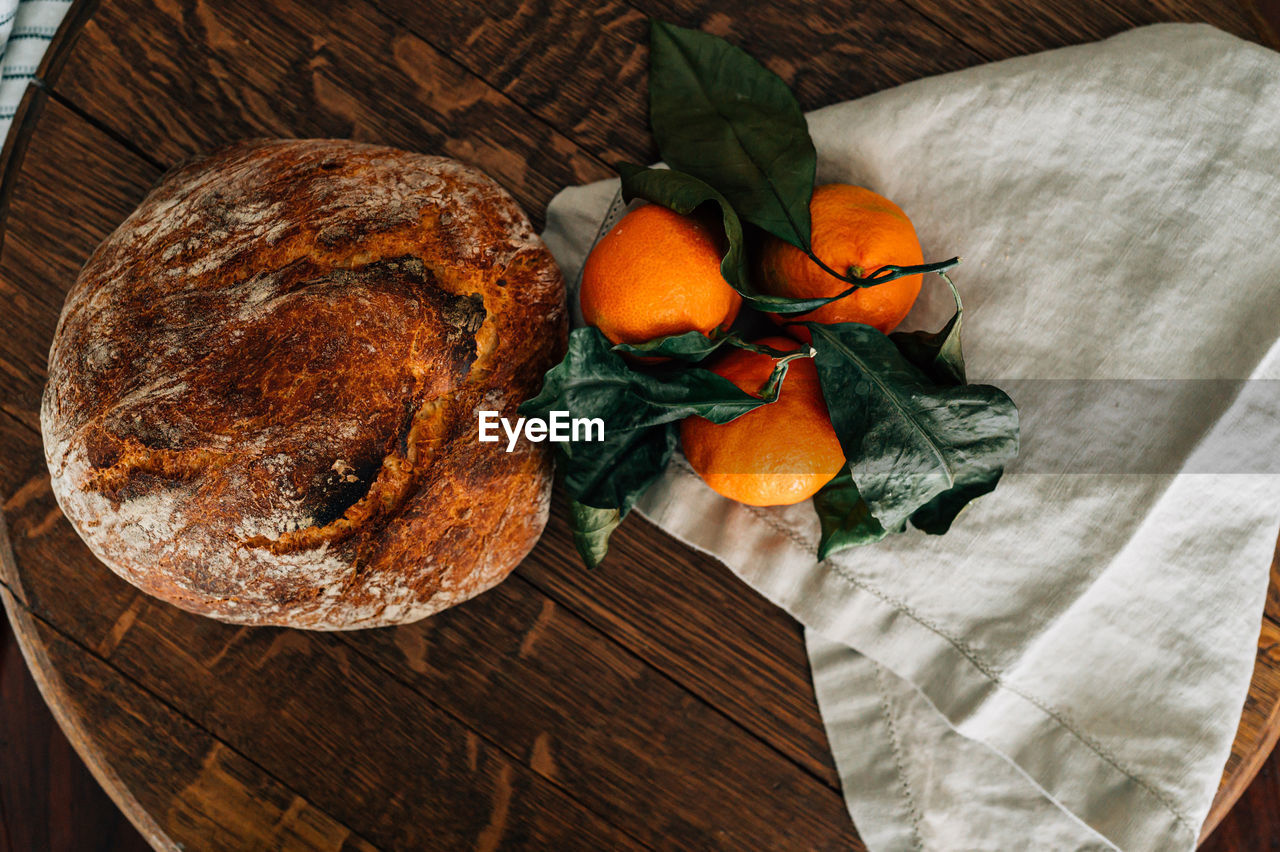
[520,20,1019,568]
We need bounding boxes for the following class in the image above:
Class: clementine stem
[806,252,961,290]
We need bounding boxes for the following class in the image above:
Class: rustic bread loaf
[40,139,566,629]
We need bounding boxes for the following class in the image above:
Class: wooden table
[2,1,1279,849]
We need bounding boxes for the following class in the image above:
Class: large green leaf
[617,163,749,292]
[807,322,1018,533]
[889,272,966,386]
[521,327,787,435]
[644,21,959,294]
[909,465,1003,535]
[612,329,736,362]
[562,427,671,568]
[612,328,806,363]
[648,19,815,248]
[570,501,624,570]
[812,471,890,560]
[521,328,802,566]
[890,310,965,386]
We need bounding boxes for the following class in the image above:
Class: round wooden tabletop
[2,1,1279,849]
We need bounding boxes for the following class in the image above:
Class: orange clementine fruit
[680,336,845,507]
[580,203,742,346]
[759,183,924,335]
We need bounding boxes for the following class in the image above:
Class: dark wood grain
[3,447,645,851]
[3,417,858,849]
[634,0,988,109]
[51,0,611,230]
[0,619,151,852]
[1203,752,1280,852]
[366,0,987,166]
[890,0,1257,62]
[1248,0,1280,47]
[366,0,656,166]
[3,590,383,852]
[521,492,841,785]
[2,0,1278,850]
[0,94,863,851]
[44,0,854,801]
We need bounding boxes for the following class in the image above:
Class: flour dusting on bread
[42,139,566,629]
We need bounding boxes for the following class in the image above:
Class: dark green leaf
[648,19,815,248]
[567,424,676,519]
[521,327,802,520]
[807,322,1018,532]
[617,163,748,291]
[812,471,890,559]
[643,22,959,295]
[891,310,965,386]
[521,327,781,431]
[612,328,806,362]
[569,501,623,569]
[889,271,966,385]
[910,465,1003,535]
[612,329,732,361]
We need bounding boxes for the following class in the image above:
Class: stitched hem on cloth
[874,661,926,851]
[568,183,1199,850]
[634,457,1198,850]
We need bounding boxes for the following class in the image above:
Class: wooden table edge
[1203,682,1280,843]
[2,1,1277,848]
[1,513,177,852]
[0,0,97,213]
[1201,528,1280,843]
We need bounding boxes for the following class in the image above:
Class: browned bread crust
[41,139,566,629]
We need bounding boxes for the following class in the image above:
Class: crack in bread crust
[241,388,458,556]
[41,139,567,630]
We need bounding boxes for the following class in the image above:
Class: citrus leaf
[569,501,622,569]
[613,329,733,361]
[910,465,1003,535]
[644,21,960,295]
[522,327,782,430]
[523,327,806,568]
[562,426,672,570]
[617,163,748,291]
[521,327,801,532]
[807,322,1018,533]
[648,19,815,248]
[891,309,965,386]
[568,424,676,519]
[890,271,966,385]
[612,328,806,362]
[812,471,890,559]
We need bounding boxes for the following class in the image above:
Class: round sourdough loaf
[40,139,566,629]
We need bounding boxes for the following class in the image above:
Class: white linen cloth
[541,24,1280,851]
[0,0,71,142]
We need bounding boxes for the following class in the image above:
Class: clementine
[680,336,845,507]
[580,203,742,346]
[759,183,924,335]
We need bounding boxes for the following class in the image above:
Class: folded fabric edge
[537,148,1231,850]
[635,463,1199,851]
[805,632,932,851]
[806,631,1123,851]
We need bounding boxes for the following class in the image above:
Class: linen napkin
[541,24,1280,851]
[0,0,72,142]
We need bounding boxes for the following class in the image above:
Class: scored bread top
[41,139,566,629]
